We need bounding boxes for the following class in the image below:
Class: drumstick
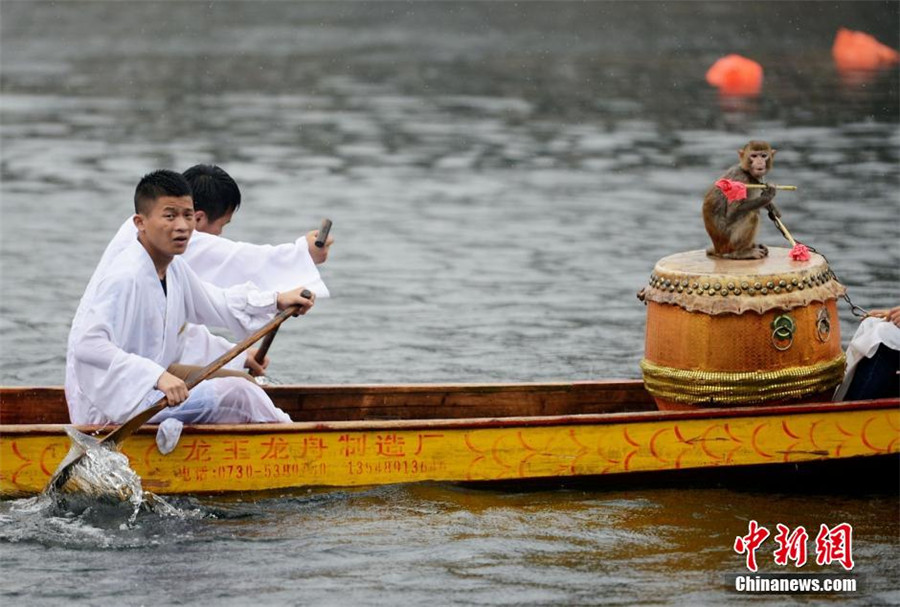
[745,184,797,191]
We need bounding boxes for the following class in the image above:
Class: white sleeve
[179,324,248,371]
[179,261,278,339]
[183,232,330,297]
[72,277,166,422]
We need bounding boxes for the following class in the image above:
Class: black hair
[182,164,241,222]
[134,170,192,214]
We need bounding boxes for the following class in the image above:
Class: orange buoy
[833,28,900,72]
[639,249,846,411]
[705,54,763,96]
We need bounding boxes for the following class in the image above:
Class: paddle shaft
[253,326,280,364]
[314,218,332,248]
[252,289,309,366]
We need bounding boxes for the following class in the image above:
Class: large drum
[639,247,846,410]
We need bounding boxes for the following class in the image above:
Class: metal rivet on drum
[773,287,781,293]
[741,282,749,290]
[798,283,804,290]
[786,285,793,292]
[713,283,721,291]
[767,281,775,289]
[727,282,735,290]
[664,279,671,287]
[702,283,710,290]
[734,289,742,296]
[761,288,768,295]
[691,282,698,289]
[778,280,786,287]
[721,290,728,297]
[686,289,693,295]
[681,279,688,287]
[747,288,755,295]
[755,282,762,290]
[791,278,798,286]
[677,286,683,293]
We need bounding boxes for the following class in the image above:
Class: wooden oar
[48,302,306,493]
[251,288,310,372]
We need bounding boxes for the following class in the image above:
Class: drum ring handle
[816,307,831,342]
[771,314,795,351]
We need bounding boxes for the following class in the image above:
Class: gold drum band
[640,355,846,408]
[640,248,846,410]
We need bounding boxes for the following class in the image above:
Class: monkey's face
[741,149,772,179]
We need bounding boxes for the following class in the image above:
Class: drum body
[639,248,846,410]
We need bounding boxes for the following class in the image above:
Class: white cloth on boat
[147,377,291,424]
[155,418,184,455]
[66,240,280,425]
[833,316,900,400]
[151,378,291,454]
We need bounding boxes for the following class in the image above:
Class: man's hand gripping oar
[47,289,313,494]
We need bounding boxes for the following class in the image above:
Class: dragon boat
[2,247,897,496]
[1,382,897,496]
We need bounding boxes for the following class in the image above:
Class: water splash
[44,427,189,524]
[49,427,143,515]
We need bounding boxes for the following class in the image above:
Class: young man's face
[195,209,233,236]
[134,195,195,261]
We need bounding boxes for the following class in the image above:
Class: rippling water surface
[1,2,898,605]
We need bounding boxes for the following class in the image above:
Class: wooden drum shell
[639,248,846,410]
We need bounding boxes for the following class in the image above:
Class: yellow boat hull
[3,400,897,496]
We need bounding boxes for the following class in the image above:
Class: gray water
[1,1,898,605]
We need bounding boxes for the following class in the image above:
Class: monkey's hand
[766,202,782,221]
[758,183,777,204]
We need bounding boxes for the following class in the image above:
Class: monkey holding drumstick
[702,140,785,260]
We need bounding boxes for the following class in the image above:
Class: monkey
[702,140,781,260]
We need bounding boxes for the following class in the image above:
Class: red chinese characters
[376,433,406,457]
[339,434,367,457]
[815,523,854,571]
[260,437,290,460]
[182,439,212,462]
[734,521,855,571]
[734,520,771,572]
[773,524,809,567]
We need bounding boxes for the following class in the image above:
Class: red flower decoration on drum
[715,178,747,203]
[789,243,811,261]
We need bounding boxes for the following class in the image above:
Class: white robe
[102,217,329,296]
[66,217,329,412]
[67,241,278,424]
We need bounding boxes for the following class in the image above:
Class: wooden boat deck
[0,379,658,425]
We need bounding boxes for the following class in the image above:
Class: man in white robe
[67,170,315,426]
[66,164,332,402]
